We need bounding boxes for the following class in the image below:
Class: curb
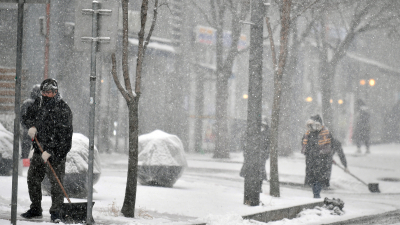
[243,201,324,223]
[193,201,324,225]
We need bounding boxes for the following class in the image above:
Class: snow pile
[263,198,345,225]
[263,207,338,225]
[295,207,338,222]
[0,123,14,159]
[322,197,345,215]
[138,130,187,167]
[65,133,101,174]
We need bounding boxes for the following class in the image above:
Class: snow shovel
[35,137,95,223]
[333,159,380,193]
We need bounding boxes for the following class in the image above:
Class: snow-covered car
[42,133,101,198]
[138,130,187,187]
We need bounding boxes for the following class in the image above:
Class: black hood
[30,84,41,100]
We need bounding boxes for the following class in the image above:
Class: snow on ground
[0,143,400,224]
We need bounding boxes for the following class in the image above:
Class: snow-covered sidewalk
[0,143,400,224]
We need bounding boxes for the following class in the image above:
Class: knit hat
[40,78,58,92]
[310,114,323,125]
[306,114,323,131]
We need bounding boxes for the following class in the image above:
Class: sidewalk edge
[192,201,324,225]
[243,201,324,223]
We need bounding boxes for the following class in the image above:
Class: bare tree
[310,0,400,132]
[266,0,292,197]
[191,0,250,158]
[276,0,318,157]
[111,0,159,217]
[242,0,265,206]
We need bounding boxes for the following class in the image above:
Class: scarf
[41,92,61,109]
[302,126,331,154]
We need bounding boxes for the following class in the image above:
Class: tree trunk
[269,0,292,198]
[277,70,292,156]
[195,70,204,152]
[278,24,299,156]
[320,62,335,134]
[213,22,230,158]
[209,1,248,159]
[214,74,230,158]
[121,98,139,217]
[243,0,264,206]
[113,0,159,219]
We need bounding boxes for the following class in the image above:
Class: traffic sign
[74,0,119,52]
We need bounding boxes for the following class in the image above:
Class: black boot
[312,183,322,198]
[21,208,42,219]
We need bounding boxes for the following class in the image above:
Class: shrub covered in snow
[42,133,101,198]
[137,130,187,187]
[65,133,101,174]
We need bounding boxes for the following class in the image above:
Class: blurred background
[0,0,399,157]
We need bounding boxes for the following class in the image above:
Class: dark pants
[312,183,322,198]
[356,138,370,151]
[27,152,66,214]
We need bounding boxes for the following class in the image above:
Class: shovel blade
[60,202,95,224]
[368,183,380,193]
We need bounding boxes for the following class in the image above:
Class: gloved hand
[42,151,51,163]
[344,167,350,173]
[28,127,37,140]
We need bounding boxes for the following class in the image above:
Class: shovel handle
[333,159,368,186]
[34,137,72,203]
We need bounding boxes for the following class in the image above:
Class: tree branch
[266,17,278,72]
[290,0,321,23]
[144,0,159,54]
[222,0,250,74]
[328,1,393,66]
[121,0,134,96]
[293,19,314,49]
[135,0,149,94]
[217,0,227,29]
[226,0,237,18]
[111,53,133,101]
[210,0,218,27]
[189,0,216,27]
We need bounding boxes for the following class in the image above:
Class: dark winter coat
[353,109,370,143]
[22,93,73,164]
[240,124,270,180]
[324,137,347,187]
[301,126,332,188]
